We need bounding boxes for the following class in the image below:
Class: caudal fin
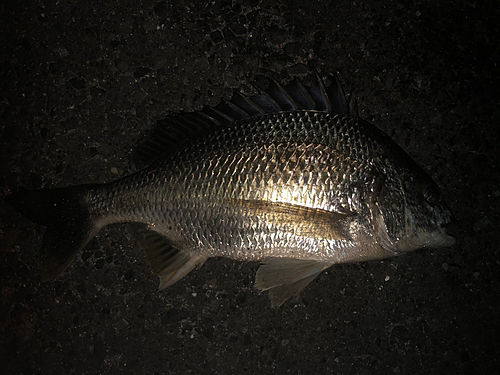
[6,184,101,282]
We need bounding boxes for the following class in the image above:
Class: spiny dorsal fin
[136,71,356,163]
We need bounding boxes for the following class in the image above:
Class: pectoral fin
[255,258,333,307]
[140,229,207,290]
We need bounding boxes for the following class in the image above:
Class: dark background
[1,0,499,374]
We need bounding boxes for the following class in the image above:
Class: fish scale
[6,73,455,307]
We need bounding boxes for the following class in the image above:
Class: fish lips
[394,226,456,253]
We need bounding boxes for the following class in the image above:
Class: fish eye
[422,185,440,206]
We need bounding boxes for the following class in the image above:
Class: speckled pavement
[1,1,499,374]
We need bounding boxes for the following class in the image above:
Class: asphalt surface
[1,0,499,374]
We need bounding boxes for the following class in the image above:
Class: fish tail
[6,184,101,282]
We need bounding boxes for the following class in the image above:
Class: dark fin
[234,199,354,240]
[139,229,207,290]
[136,71,356,164]
[255,258,334,308]
[348,88,359,117]
[5,184,101,282]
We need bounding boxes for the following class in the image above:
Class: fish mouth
[395,225,456,253]
[437,221,458,248]
[431,227,456,248]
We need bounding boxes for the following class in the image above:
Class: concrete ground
[1,0,499,374]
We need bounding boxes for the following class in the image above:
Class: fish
[6,71,456,307]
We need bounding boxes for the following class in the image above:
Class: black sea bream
[7,72,455,307]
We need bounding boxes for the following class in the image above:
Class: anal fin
[255,258,333,308]
[140,229,207,290]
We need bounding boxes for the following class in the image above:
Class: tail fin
[6,184,101,282]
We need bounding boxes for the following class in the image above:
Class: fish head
[370,164,456,255]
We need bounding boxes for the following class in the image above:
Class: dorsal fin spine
[314,70,333,112]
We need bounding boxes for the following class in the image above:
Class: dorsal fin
[136,72,356,163]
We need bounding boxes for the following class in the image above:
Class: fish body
[7,73,455,307]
